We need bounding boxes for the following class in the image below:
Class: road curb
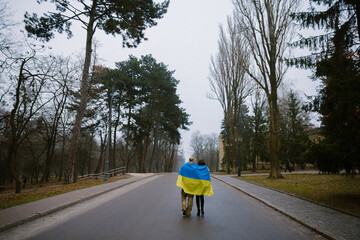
[212,175,335,240]
[0,174,156,233]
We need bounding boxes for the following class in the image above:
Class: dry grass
[213,170,270,175]
[237,174,360,216]
[0,175,132,209]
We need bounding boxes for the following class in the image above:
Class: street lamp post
[226,143,232,174]
[105,85,115,183]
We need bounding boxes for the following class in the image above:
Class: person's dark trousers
[196,195,204,216]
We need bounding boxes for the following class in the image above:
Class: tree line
[208,0,359,177]
[192,87,310,174]
[189,131,220,172]
[0,0,192,194]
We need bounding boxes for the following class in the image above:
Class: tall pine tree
[290,0,360,174]
[24,0,169,183]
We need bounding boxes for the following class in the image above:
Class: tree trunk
[43,127,58,183]
[138,101,153,173]
[88,133,93,174]
[94,151,104,175]
[7,149,22,194]
[268,95,282,178]
[253,154,258,172]
[267,9,282,179]
[107,127,112,172]
[64,1,97,184]
[148,117,160,172]
[139,136,149,173]
[232,139,237,174]
[7,60,26,194]
[14,174,22,194]
[168,145,176,172]
[124,101,132,172]
[58,125,66,181]
[224,113,232,174]
[112,131,116,172]
[42,138,53,183]
[81,137,88,176]
[112,103,121,171]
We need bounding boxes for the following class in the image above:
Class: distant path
[239,170,319,176]
[13,173,324,240]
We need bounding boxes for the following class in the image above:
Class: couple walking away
[176,157,213,216]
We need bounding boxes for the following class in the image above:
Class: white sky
[8,0,319,158]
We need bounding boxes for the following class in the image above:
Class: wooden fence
[78,166,126,182]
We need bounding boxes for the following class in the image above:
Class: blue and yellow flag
[176,163,213,196]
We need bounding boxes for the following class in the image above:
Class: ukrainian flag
[176,163,213,196]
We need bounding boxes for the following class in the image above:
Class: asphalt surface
[9,173,324,240]
[213,175,360,240]
[0,173,155,233]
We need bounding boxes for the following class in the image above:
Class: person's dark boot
[197,210,200,216]
[201,209,204,215]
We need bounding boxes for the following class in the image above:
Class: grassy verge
[212,170,270,175]
[236,174,360,216]
[0,175,132,209]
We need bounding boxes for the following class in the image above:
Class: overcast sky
[8,0,319,158]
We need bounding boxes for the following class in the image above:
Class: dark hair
[198,159,206,166]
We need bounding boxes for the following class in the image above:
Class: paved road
[5,174,324,240]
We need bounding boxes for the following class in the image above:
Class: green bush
[307,142,340,174]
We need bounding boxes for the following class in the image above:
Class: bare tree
[6,53,57,193]
[0,0,16,54]
[233,0,298,178]
[40,56,77,182]
[208,15,251,173]
[190,132,219,172]
[190,131,206,160]
[204,133,219,172]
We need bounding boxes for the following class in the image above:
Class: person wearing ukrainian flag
[176,157,213,216]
